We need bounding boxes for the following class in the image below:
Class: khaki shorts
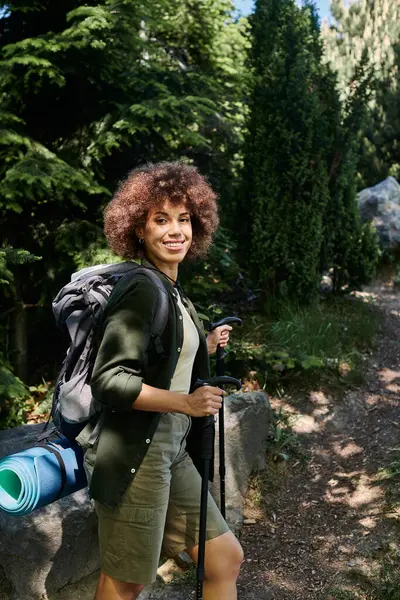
[94,412,229,584]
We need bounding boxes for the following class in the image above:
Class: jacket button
[146,439,150,444]
[179,315,183,320]
[131,468,136,474]
[177,347,181,352]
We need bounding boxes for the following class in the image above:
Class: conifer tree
[322,0,400,184]
[321,54,379,292]
[0,0,249,381]
[240,0,330,301]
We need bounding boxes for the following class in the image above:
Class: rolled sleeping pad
[0,437,87,516]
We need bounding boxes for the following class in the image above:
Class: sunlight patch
[333,440,363,458]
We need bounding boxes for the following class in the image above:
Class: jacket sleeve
[90,275,159,412]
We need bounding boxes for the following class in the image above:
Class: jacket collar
[140,257,187,300]
[139,257,177,291]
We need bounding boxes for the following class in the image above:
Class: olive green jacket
[87,258,212,508]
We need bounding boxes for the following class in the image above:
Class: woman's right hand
[183,386,226,417]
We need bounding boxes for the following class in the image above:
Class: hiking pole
[209,317,242,518]
[193,375,242,600]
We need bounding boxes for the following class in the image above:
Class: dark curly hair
[104,162,219,261]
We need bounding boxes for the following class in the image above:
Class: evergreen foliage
[0,0,249,386]
[322,0,400,185]
[0,0,384,422]
[240,0,331,301]
[321,55,380,291]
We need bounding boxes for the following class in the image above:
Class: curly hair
[104,162,219,261]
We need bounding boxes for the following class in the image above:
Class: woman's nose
[169,221,183,235]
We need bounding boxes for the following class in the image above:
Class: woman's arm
[90,276,159,413]
[133,383,225,417]
[133,383,188,412]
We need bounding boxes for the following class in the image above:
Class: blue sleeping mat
[0,437,87,516]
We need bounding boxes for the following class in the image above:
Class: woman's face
[137,200,193,271]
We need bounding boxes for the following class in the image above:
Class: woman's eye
[156,218,190,223]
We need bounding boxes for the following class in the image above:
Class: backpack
[41,261,169,443]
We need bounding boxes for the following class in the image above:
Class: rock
[211,391,272,533]
[0,391,272,599]
[0,424,99,600]
[173,551,193,569]
[357,176,400,250]
[319,273,333,295]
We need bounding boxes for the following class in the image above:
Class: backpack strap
[133,267,169,357]
[39,442,67,500]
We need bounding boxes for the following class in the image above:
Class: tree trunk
[10,276,28,382]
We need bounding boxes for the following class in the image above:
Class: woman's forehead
[149,200,189,215]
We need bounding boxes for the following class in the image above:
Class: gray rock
[0,424,99,600]
[211,391,272,532]
[0,391,272,599]
[357,176,400,249]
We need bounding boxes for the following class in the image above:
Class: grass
[169,564,197,586]
[226,294,380,395]
[265,407,307,463]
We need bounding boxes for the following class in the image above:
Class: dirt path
[237,279,400,600]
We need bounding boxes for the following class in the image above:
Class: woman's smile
[162,240,186,251]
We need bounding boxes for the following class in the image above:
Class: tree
[321,54,380,291]
[322,0,400,185]
[239,0,331,301]
[0,0,249,381]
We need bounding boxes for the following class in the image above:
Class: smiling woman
[88,161,244,600]
[104,161,219,268]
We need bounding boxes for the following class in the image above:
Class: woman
[86,162,244,600]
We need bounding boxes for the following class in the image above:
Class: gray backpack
[42,262,169,442]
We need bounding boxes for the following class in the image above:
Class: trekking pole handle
[209,316,242,332]
[209,316,242,361]
[193,376,242,391]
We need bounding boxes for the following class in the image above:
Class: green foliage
[179,225,244,315]
[0,0,250,398]
[226,295,379,391]
[0,367,53,429]
[0,357,30,428]
[322,0,400,186]
[266,408,304,462]
[0,246,41,285]
[239,0,331,301]
[53,220,124,270]
[320,53,380,291]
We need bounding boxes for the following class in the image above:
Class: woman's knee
[207,533,244,581]
[191,531,244,582]
[96,571,145,600]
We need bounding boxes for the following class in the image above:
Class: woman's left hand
[206,325,233,355]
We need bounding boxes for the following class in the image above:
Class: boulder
[357,176,400,250]
[0,391,272,599]
[211,391,272,533]
[0,424,99,600]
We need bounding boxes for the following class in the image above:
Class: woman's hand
[183,386,226,417]
[206,325,232,355]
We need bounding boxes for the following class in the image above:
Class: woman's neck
[143,256,178,285]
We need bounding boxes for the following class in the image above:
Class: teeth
[164,243,182,247]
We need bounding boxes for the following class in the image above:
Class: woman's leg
[185,531,244,600]
[94,571,144,600]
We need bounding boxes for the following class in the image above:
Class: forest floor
[236,275,400,600]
